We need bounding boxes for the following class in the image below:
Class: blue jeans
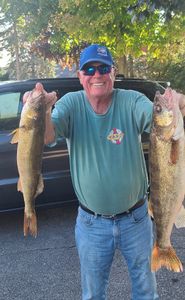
[75,200,159,300]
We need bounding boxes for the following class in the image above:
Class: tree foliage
[0,67,9,80]
[0,0,58,79]
[0,0,185,82]
[129,0,185,21]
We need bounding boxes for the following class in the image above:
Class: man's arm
[43,90,57,145]
[171,89,185,116]
[177,92,185,117]
[44,108,56,145]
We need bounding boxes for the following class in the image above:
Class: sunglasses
[82,64,112,76]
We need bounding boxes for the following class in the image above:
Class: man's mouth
[92,83,104,87]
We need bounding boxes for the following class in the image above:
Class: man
[25,44,185,299]
[42,44,157,300]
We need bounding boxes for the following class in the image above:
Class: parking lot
[0,203,185,300]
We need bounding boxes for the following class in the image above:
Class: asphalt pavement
[0,204,185,300]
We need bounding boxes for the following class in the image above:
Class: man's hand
[23,82,57,114]
[163,87,185,116]
[23,83,57,145]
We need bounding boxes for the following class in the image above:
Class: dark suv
[0,77,165,212]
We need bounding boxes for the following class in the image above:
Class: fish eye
[155,104,162,113]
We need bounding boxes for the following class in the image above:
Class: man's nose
[93,69,101,77]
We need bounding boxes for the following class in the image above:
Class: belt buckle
[101,214,116,219]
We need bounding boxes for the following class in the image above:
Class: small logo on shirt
[107,128,124,144]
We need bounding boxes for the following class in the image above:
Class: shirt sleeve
[134,93,153,134]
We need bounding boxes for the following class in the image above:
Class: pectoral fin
[17,178,23,192]
[174,205,185,229]
[148,198,154,219]
[10,128,19,144]
[34,175,44,198]
[170,139,179,164]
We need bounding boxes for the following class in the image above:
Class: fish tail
[24,211,37,238]
[151,243,183,272]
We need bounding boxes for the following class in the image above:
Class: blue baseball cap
[79,44,114,70]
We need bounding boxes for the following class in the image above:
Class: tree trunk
[128,55,134,77]
[13,22,21,80]
[31,53,35,78]
[117,55,128,77]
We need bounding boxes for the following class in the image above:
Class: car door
[0,91,23,211]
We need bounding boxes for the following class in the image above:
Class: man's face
[78,62,116,100]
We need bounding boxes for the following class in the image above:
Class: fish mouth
[153,90,175,128]
[153,109,176,141]
[154,110,174,127]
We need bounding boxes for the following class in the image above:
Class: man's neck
[87,94,113,114]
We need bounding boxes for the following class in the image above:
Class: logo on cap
[97,47,108,56]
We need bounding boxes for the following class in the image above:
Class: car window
[0,92,21,131]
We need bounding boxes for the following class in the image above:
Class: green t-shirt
[52,89,153,214]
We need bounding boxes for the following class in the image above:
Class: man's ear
[113,66,117,77]
[110,67,116,81]
[77,70,83,84]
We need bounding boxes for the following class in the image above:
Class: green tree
[0,67,9,80]
[0,0,27,79]
[55,0,185,74]
[1,0,185,81]
[129,0,185,21]
[0,0,58,79]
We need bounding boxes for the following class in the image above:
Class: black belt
[79,198,145,219]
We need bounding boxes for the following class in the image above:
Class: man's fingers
[46,91,57,106]
[35,82,44,92]
[23,84,57,109]
[164,88,185,115]
[48,91,57,104]
[45,91,57,113]
[23,91,31,104]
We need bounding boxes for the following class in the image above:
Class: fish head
[152,90,177,140]
[22,84,46,120]
[27,87,46,111]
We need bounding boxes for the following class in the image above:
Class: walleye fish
[11,83,46,237]
[149,89,185,272]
